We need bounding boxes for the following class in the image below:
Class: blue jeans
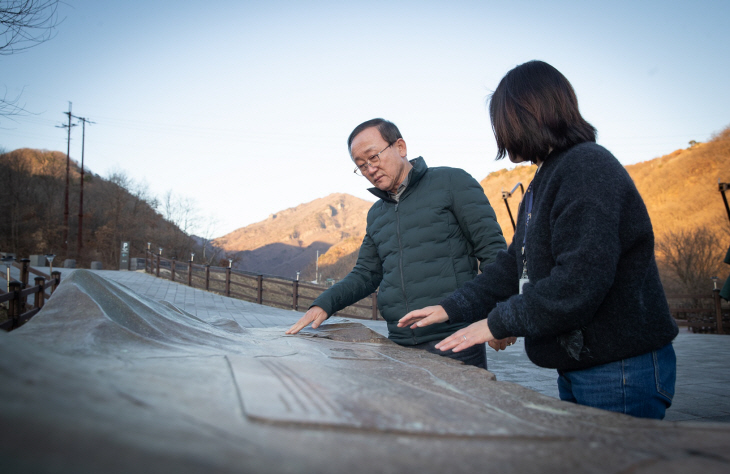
[557,343,676,419]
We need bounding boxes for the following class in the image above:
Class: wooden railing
[145,251,380,321]
[667,290,729,334]
[0,258,62,331]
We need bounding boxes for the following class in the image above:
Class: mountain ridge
[214,193,372,279]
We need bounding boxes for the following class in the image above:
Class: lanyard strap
[521,182,534,269]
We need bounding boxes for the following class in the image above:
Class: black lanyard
[521,182,534,275]
[521,161,542,277]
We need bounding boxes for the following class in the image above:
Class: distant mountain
[214,193,373,279]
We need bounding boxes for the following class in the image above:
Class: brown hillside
[303,234,364,282]
[0,148,196,269]
[480,129,730,246]
[214,193,373,278]
[626,128,730,241]
[479,163,538,244]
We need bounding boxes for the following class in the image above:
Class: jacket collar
[367,157,427,202]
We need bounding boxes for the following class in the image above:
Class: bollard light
[159,248,163,256]
[228,259,233,268]
[712,276,718,290]
[296,271,300,281]
[190,253,195,262]
[45,254,56,274]
[147,242,151,251]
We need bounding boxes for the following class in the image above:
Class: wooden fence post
[713,288,725,335]
[188,259,193,286]
[225,267,231,297]
[156,254,161,278]
[292,280,299,310]
[51,271,61,294]
[34,276,46,309]
[257,275,263,304]
[371,293,378,320]
[171,258,176,282]
[8,281,21,329]
[205,265,210,291]
[19,258,30,314]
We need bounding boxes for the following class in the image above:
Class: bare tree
[192,215,223,264]
[1,0,61,116]
[1,0,60,55]
[656,227,728,293]
[157,190,198,260]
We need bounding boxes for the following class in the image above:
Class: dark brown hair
[489,60,596,163]
[347,118,402,153]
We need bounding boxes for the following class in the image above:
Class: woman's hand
[488,336,518,352]
[397,305,449,329]
[435,319,494,353]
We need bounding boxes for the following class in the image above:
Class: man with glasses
[286,118,507,368]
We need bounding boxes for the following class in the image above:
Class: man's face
[350,127,409,193]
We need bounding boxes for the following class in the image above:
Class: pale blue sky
[2,0,729,236]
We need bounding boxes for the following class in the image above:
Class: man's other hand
[397,305,449,329]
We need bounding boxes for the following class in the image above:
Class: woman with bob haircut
[399,60,678,419]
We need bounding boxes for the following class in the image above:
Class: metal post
[1,256,13,292]
[156,253,161,278]
[719,182,730,224]
[292,280,299,310]
[205,265,210,291]
[501,182,525,232]
[188,259,193,286]
[171,258,176,282]
[257,275,263,304]
[225,267,231,297]
[713,288,724,335]
[34,277,46,309]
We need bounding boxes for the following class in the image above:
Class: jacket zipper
[395,202,416,343]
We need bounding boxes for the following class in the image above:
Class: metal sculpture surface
[2,270,729,473]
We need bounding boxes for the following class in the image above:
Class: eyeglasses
[353,142,393,176]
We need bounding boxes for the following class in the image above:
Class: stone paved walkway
[38,269,730,423]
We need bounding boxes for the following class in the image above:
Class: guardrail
[145,251,380,321]
[0,258,62,331]
[667,290,729,334]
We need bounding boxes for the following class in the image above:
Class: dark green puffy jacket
[312,157,506,345]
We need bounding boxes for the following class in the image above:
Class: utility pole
[76,117,95,256]
[55,102,76,255]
